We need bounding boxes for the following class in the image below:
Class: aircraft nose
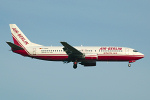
[142,54,144,58]
[140,53,144,58]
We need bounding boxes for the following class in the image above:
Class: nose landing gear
[128,63,131,67]
[128,60,136,67]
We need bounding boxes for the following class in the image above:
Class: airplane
[6,24,144,69]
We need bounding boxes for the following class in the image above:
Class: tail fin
[10,24,41,48]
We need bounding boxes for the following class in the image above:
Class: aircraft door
[125,48,129,55]
[33,48,36,55]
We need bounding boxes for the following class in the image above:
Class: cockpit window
[133,50,138,52]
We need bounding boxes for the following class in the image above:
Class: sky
[0,0,150,100]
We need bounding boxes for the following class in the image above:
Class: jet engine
[80,61,96,66]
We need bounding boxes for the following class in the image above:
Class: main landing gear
[73,62,77,69]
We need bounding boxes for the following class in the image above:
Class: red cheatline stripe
[37,54,67,55]
[98,54,143,57]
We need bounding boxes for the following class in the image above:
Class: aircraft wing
[60,42,83,57]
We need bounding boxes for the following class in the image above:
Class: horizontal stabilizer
[6,41,23,50]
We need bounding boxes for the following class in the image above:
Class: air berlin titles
[100,47,122,50]
[100,47,122,54]
[12,28,29,45]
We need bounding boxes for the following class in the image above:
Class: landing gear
[128,60,136,67]
[73,62,77,69]
[128,63,131,67]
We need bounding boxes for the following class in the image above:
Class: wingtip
[6,41,10,43]
[60,41,66,43]
[60,41,64,42]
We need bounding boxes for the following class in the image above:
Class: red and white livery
[7,24,144,69]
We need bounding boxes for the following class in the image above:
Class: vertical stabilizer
[10,24,41,48]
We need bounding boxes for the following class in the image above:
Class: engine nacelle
[80,61,96,66]
[84,54,98,60]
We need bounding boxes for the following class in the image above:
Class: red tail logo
[17,34,29,45]
[12,28,19,33]
[12,28,29,45]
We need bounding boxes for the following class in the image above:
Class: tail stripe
[12,33,22,47]
[12,34,31,56]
